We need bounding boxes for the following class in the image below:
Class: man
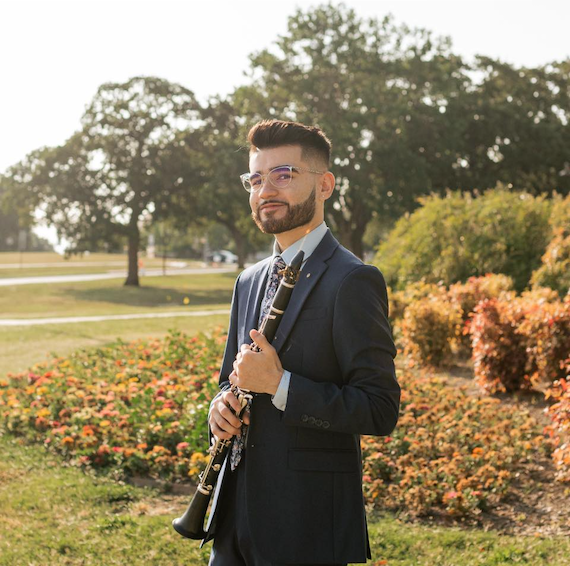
[206,119,399,565]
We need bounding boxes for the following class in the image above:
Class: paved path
[0,309,230,327]
[0,266,237,287]
[0,261,128,269]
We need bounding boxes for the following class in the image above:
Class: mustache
[258,200,288,210]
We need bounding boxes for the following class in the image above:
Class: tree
[178,95,271,268]
[246,3,470,257]
[245,4,570,256]
[0,186,20,250]
[0,151,52,251]
[443,57,570,196]
[5,76,201,285]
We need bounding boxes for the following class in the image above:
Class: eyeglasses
[240,165,326,193]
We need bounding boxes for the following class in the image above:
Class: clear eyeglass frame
[240,165,326,193]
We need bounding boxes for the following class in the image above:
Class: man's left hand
[231,329,283,395]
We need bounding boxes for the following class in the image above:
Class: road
[0,266,237,287]
[0,309,230,327]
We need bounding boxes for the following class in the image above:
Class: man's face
[248,145,322,236]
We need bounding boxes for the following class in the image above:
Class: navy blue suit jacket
[205,230,399,564]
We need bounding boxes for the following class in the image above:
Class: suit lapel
[243,258,271,346]
[273,231,338,355]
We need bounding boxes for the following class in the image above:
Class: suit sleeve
[282,265,400,436]
[207,274,241,443]
[217,273,242,392]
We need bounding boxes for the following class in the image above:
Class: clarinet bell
[172,489,209,539]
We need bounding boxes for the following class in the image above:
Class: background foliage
[374,187,554,292]
[0,3,568,286]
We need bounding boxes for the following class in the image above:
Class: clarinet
[172,250,304,540]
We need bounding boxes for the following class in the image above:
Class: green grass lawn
[0,266,129,278]
[0,251,200,266]
[0,272,237,318]
[0,251,203,278]
[1,435,569,566]
[0,271,236,377]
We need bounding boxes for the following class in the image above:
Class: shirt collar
[271,222,328,267]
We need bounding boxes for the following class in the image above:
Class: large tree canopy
[246,4,470,256]
[7,76,201,285]
[3,4,568,267]
[246,3,569,256]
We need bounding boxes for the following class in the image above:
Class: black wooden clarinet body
[172,250,305,540]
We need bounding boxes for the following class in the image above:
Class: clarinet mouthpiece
[290,250,304,271]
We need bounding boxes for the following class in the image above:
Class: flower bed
[0,329,225,481]
[362,367,550,517]
[0,329,552,518]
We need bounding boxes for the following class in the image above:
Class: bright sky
[1,0,568,177]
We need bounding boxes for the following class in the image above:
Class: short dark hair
[247,119,332,167]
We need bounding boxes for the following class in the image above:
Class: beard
[252,186,317,234]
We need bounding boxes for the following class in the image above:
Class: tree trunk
[349,227,365,260]
[233,230,247,269]
[330,210,368,261]
[124,227,140,286]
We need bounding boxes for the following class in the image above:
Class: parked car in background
[210,250,238,264]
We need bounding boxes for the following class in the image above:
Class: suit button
[315,419,322,427]
[322,421,330,429]
[301,414,308,423]
[308,417,316,425]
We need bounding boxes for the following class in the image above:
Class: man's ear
[319,171,336,202]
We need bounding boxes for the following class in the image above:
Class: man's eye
[275,172,293,181]
[250,175,262,186]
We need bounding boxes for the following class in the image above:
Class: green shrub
[375,186,552,292]
[531,193,570,296]
[401,295,463,367]
[389,280,447,326]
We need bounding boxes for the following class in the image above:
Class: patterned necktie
[258,255,287,326]
[230,255,287,471]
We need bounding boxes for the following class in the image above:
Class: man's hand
[209,383,250,441]
[231,329,283,396]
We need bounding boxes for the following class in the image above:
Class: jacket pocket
[297,307,328,321]
[288,448,358,472]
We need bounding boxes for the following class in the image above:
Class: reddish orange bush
[469,298,532,393]
[518,300,570,386]
[448,274,514,354]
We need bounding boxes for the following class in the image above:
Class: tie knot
[273,256,286,274]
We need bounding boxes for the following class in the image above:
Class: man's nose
[257,177,278,198]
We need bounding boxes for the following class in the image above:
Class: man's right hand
[209,387,251,441]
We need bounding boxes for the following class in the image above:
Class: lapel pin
[306,273,311,278]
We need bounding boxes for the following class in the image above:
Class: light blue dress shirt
[267,222,329,411]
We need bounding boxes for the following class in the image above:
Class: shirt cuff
[271,370,291,411]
